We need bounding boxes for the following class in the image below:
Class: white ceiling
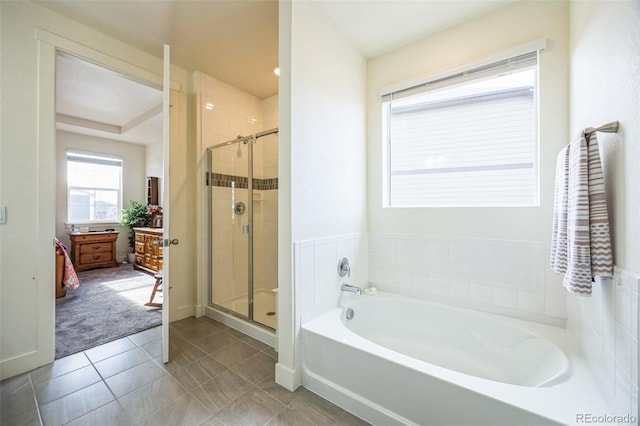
[43,0,515,145]
[56,53,164,145]
[317,0,516,58]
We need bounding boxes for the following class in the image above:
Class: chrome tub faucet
[341,283,362,295]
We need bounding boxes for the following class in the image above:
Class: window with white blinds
[382,54,538,208]
[67,151,123,223]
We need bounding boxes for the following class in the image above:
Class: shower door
[208,130,278,330]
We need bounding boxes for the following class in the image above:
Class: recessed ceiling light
[204,103,214,110]
[273,67,280,76]
[248,118,258,124]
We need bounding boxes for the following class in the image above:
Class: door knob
[163,238,179,247]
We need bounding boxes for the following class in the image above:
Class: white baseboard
[275,362,301,392]
[0,350,42,381]
[170,304,195,322]
[194,303,203,317]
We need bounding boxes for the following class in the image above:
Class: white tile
[430,260,449,280]
[313,240,326,266]
[602,278,617,317]
[631,337,638,387]
[396,271,412,289]
[408,237,429,258]
[449,242,469,264]
[470,283,492,304]
[368,234,383,255]
[603,311,617,351]
[300,267,314,292]
[631,293,639,340]
[517,290,545,314]
[545,292,567,318]
[300,245,314,270]
[313,266,326,288]
[325,242,337,269]
[380,236,397,256]
[412,256,430,275]
[613,362,632,417]
[300,290,314,322]
[396,238,413,258]
[396,254,413,272]
[616,322,633,377]
[631,385,638,425]
[313,285,326,310]
[493,287,518,309]
[449,262,469,282]
[429,277,449,296]
[380,268,397,287]
[428,241,449,265]
[616,285,633,332]
[450,281,470,300]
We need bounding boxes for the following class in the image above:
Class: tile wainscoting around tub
[294,233,368,324]
[568,268,639,420]
[295,232,568,326]
[367,233,568,325]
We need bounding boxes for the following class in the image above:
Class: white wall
[276,0,367,390]
[367,0,569,241]
[364,1,570,324]
[55,130,146,261]
[568,0,640,417]
[290,2,367,243]
[0,1,194,379]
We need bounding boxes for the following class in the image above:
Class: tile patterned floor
[1,317,369,426]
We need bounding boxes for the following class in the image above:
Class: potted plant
[120,200,152,263]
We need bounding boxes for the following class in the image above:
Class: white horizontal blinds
[67,151,123,222]
[386,54,538,207]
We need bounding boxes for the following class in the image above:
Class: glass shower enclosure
[207,128,278,330]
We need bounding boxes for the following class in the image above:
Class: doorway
[54,52,164,358]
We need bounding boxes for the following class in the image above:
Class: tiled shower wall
[568,269,639,419]
[198,72,278,305]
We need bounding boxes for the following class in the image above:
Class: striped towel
[550,131,613,295]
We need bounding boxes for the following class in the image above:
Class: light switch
[0,206,5,224]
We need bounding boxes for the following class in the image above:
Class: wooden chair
[144,271,163,308]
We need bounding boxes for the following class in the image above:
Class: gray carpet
[55,264,162,359]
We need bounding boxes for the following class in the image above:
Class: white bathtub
[301,292,610,425]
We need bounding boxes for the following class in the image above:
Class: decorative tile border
[206,172,278,190]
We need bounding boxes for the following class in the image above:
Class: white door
[161,44,172,363]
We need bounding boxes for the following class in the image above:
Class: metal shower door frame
[206,128,278,329]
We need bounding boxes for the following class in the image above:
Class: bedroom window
[67,151,123,223]
[382,50,539,207]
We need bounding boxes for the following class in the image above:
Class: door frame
[36,29,179,365]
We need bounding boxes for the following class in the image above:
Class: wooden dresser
[133,227,163,274]
[68,231,119,272]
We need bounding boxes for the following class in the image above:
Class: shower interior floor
[217,288,276,329]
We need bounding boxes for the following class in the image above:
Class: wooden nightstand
[68,231,119,272]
